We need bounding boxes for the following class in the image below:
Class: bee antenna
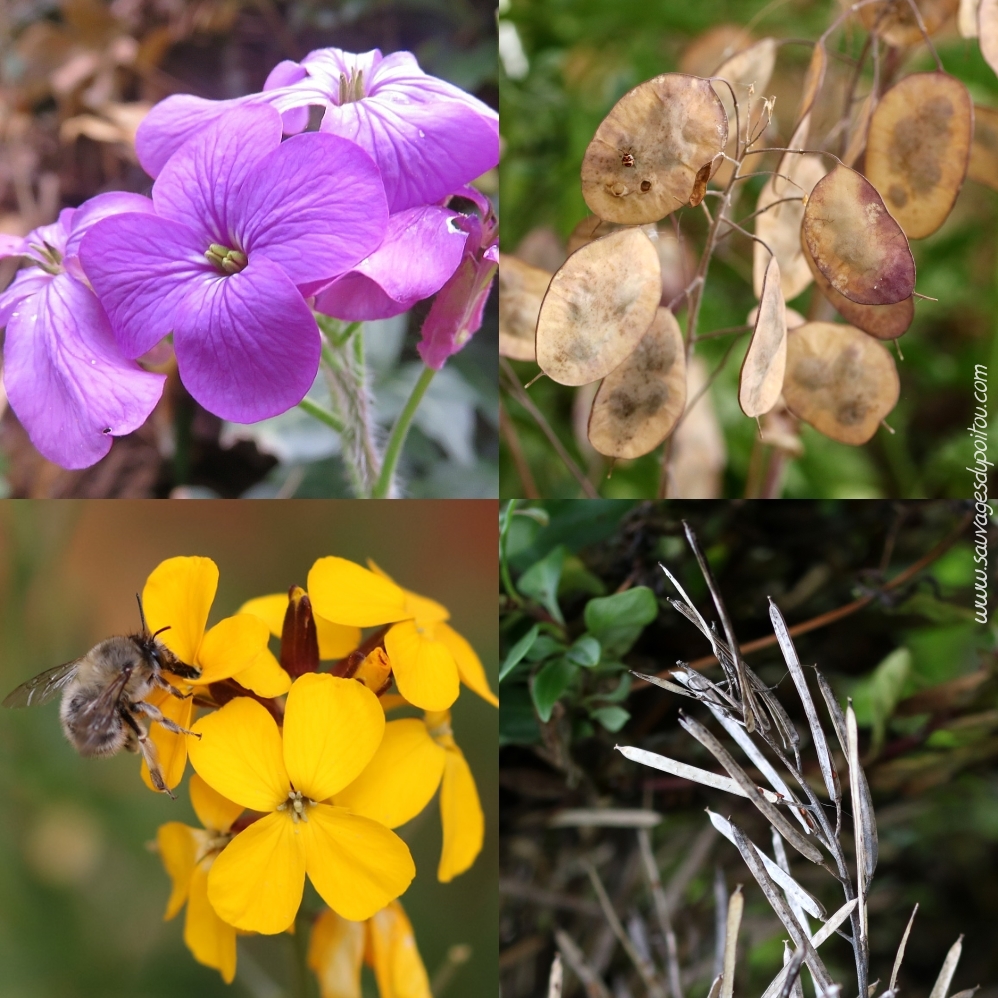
[152,625,172,639]
[136,593,149,634]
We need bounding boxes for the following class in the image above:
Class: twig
[555,929,613,998]
[500,399,540,497]
[638,829,685,998]
[500,879,603,916]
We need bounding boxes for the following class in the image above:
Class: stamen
[205,243,248,275]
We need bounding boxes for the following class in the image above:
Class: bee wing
[71,668,136,753]
[2,661,80,708]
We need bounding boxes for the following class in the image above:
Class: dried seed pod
[790,42,827,141]
[747,304,806,329]
[864,73,973,239]
[801,234,914,339]
[535,227,662,386]
[981,0,998,82]
[740,257,787,418]
[498,254,551,361]
[588,307,686,458]
[566,216,627,254]
[802,163,916,305]
[783,321,900,445]
[581,74,728,225]
[857,0,959,47]
[960,0,981,36]
[679,24,755,78]
[712,38,778,173]
[843,93,875,168]
[753,152,825,300]
[968,104,998,190]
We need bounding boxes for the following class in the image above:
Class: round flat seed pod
[981,0,998,91]
[588,307,686,458]
[968,104,998,190]
[857,0,958,47]
[679,24,754,78]
[581,74,728,225]
[566,216,627,254]
[784,321,900,445]
[802,163,915,305]
[499,254,552,361]
[747,304,806,329]
[536,227,662,386]
[801,234,914,339]
[740,257,787,418]
[865,73,973,240]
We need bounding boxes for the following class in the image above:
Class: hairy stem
[372,363,436,498]
[297,396,344,434]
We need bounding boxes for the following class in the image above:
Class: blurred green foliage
[499,0,998,498]
[0,501,497,998]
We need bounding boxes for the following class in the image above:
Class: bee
[2,597,201,798]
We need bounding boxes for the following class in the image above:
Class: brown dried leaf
[690,161,712,207]
[720,886,743,998]
[858,0,959,47]
[588,307,686,458]
[865,72,973,239]
[498,254,551,361]
[968,104,998,190]
[783,322,900,444]
[581,74,728,224]
[740,257,787,417]
[802,236,914,339]
[802,163,916,305]
[536,228,661,385]
[928,935,963,998]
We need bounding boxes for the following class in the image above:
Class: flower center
[30,240,63,276]
[205,243,248,275]
[276,789,315,823]
[338,68,365,104]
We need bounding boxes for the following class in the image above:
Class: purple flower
[81,103,388,422]
[308,204,469,321]
[135,47,499,213]
[417,188,498,371]
[0,194,166,469]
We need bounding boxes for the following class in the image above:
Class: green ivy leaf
[590,706,631,732]
[531,657,576,722]
[566,634,601,668]
[499,624,540,684]
[851,647,912,754]
[583,586,658,658]
[518,545,566,624]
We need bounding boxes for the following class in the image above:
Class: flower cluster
[0,47,498,470]
[143,555,494,991]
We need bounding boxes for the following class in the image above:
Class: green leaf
[509,500,637,571]
[499,624,540,683]
[591,671,632,704]
[566,634,601,668]
[559,555,607,598]
[851,647,912,754]
[590,706,630,732]
[517,545,566,624]
[531,657,576,722]
[500,683,541,746]
[526,634,567,662]
[583,586,658,658]
[890,592,977,624]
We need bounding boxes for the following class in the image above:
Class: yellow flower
[307,900,431,998]
[187,673,416,934]
[140,556,285,792]
[306,557,498,712]
[334,709,484,883]
[157,774,245,983]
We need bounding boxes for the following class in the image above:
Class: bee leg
[119,707,175,799]
[151,672,192,700]
[168,661,203,682]
[132,699,202,739]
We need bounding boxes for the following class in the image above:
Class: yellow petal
[385,622,459,712]
[189,697,290,813]
[190,773,244,833]
[140,687,193,793]
[283,673,385,802]
[142,556,218,665]
[368,901,432,998]
[156,821,200,920]
[308,557,412,627]
[353,647,392,695]
[233,647,292,698]
[185,857,238,983]
[196,613,271,685]
[238,593,288,637]
[207,811,306,933]
[333,719,445,829]
[302,804,415,922]
[379,694,408,713]
[367,559,450,626]
[435,623,497,708]
[307,908,365,998]
[438,746,484,883]
[316,613,362,660]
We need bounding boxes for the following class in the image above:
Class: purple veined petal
[264,59,308,89]
[321,98,499,212]
[3,274,165,469]
[63,191,156,281]
[80,211,213,358]
[172,255,320,422]
[0,232,26,260]
[233,131,388,285]
[314,205,468,321]
[152,103,285,248]
[0,267,52,326]
[450,184,494,222]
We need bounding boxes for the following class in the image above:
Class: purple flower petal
[63,191,156,281]
[0,233,26,260]
[172,255,320,422]
[314,205,468,320]
[80,212,213,358]
[152,104,284,248]
[3,274,165,469]
[0,267,50,326]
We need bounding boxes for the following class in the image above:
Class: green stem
[297,397,344,434]
[500,500,524,605]
[372,364,437,498]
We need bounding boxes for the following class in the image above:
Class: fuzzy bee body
[3,602,202,797]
